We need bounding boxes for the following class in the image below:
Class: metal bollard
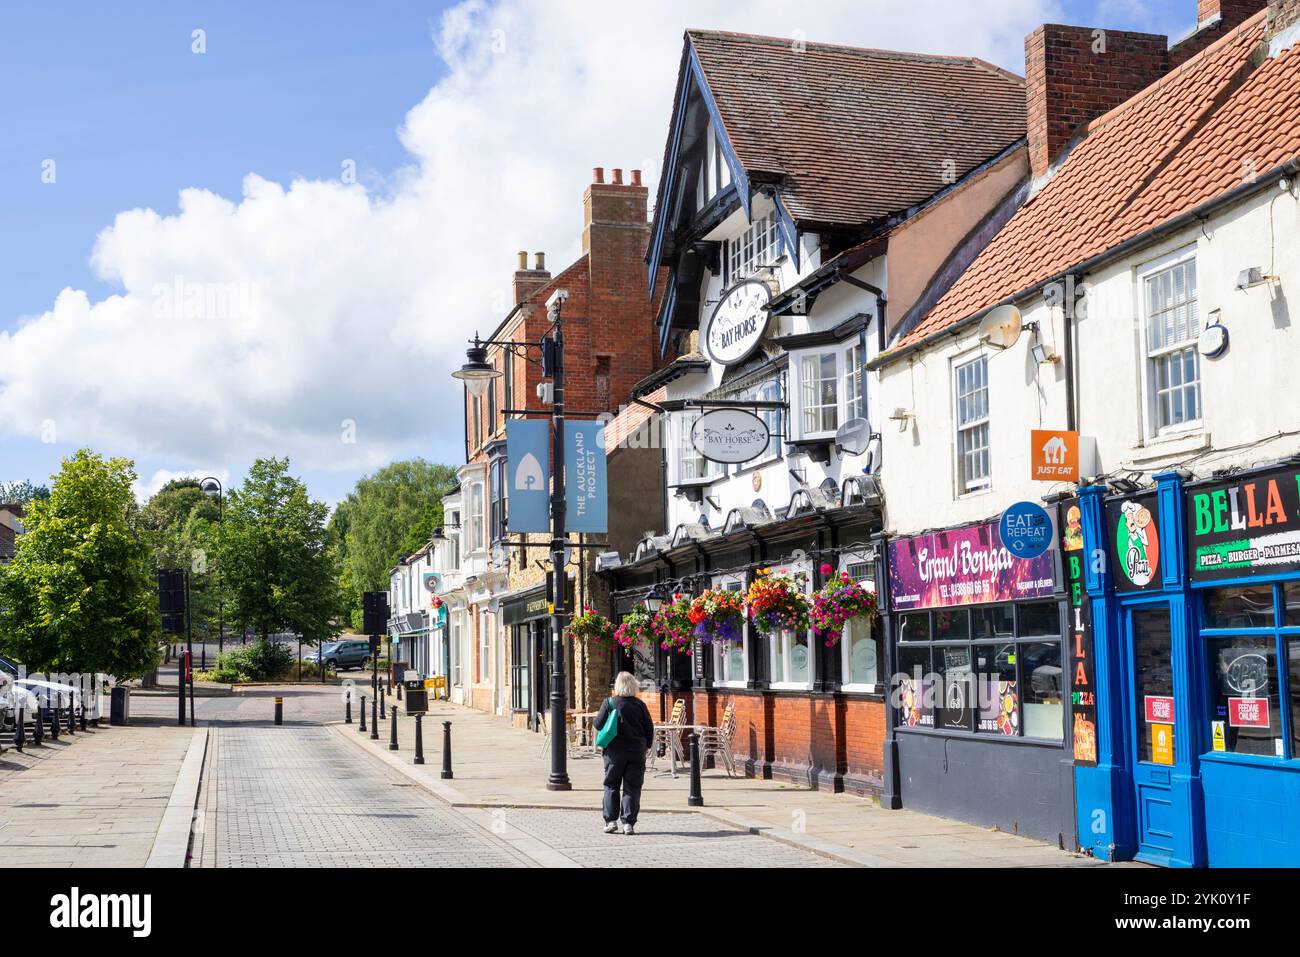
[66,698,74,735]
[396,682,403,702]
[389,704,399,751]
[274,696,283,726]
[14,705,24,753]
[413,714,424,765]
[440,721,453,779]
[687,731,704,807]
[345,691,352,724]
[49,700,59,741]
[32,705,42,746]
[370,694,379,740]
[359,695,367,733]
[379,689,386,721]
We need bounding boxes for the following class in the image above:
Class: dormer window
[726,213,780,282]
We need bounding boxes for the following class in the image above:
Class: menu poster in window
[1186,466,1300,583]
[1059,498,1097,765]
[887,521,1056,611]
[978,680,1019,735]
[1105,493,1162,593]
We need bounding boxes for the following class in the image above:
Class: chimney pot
[535,251,545,271]
[516,250,528,271]
[593,167,604,184]
[631,169,642,187]
[612,168,623,185]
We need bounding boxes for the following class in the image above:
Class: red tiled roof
[896,12,1300,350]
[688,30,1027,228]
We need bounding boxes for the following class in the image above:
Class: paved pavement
[0,719,199,867]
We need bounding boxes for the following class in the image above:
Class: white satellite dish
[835,417,873,456]
[976,304,1024,351]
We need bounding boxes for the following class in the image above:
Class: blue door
[1126,602,1196,865]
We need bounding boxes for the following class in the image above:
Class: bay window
[844,342,865,421]
[800,352,838,435]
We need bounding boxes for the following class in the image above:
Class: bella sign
[691,408,770,465]
[704,280,770,366]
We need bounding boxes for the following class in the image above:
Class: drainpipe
[1064,274,1078,433]
[835,271,887,350]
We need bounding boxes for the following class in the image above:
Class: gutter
[871,157,1300,370]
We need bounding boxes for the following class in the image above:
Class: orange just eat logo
[1031,429,1078,481]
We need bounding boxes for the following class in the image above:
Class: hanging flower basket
[745,569,810,636]
[613,606,655,650]
[651,594,695,654]
[688,588,745,645]
[810,564,878,647]
[568,606,615,648]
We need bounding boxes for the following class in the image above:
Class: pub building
[594,27,1031,792]
[1075,463,1300,867]
[876,508,1075,845]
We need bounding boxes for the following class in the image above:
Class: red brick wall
[1025,25,1169,178]
[1171,1,1266,69]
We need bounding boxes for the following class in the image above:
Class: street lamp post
[200,477,224,668]
[451,289,572,791]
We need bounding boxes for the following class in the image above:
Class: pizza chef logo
[1116,500,1160,587]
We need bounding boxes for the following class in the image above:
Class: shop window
[1132,607,1174,764]
[894,601,1064,741]
[771,628,813,685]
[1286,581,1300,627]
[1205,634,1282,758]
[1205,585,1276,629]
[712,578,748,686]
[1289,638,1300,760]
[839,554,879,690]
[511,625,529,711]
[897,644,933,728]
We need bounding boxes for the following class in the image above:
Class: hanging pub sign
[703,279,770,366]
[1059,497,1097,766]
[1186,465,1300,582]
[690,407,770,465]
[1105,492,1161,592]
[887,519,1056,611]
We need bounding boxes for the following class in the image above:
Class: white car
[14,677,84,722]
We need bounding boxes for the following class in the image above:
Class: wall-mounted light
[1030,342,1060,365]
[1235,267,1276,291]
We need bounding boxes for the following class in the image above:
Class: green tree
[0,479,51,505]
[221,457,341,644]
[140,478,222,639]
[330,459,456,629]
[0,450,160,678]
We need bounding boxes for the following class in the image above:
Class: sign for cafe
[691,407,770,465]
[1186,465,1300,583]
[1105,493,1161,593]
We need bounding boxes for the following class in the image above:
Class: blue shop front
[1073,465,1300,867]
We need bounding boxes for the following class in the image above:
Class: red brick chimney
[582,166,648,255]
[1025,24,1169,179]
[1171,1,1267,67]
[1266,0,1300,37]
[512,250,551,305]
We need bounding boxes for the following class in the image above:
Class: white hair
[613,671,639,697]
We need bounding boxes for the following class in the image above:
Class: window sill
[1131,428,1209,463]
[769,681,814,692]
[1199,750,1299,771]
[957,485,993,500]
[713,679,749,689]
[840,682,879,695]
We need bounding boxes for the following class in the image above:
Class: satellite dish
[835,417,873,456]
[977,304,1024,351]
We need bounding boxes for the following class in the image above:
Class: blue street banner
[506,419,551,533]
[565,420,608,533]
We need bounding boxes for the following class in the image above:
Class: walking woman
[593,671,655,835]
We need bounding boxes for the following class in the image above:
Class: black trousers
[602,751,647,825]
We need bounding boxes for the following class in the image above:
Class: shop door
[1125,603,1192,864]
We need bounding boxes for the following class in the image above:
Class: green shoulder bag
[595,697,619,749]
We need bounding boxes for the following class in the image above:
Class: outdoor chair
[698,701,737,777]
[650,698,686,769]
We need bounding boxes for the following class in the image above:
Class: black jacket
[593,694,655,754]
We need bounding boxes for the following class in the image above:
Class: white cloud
[132,467,232,503]
[0,0,1056,475]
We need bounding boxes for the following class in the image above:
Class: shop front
[1074,464,1300,867]
[880,515,1075,845]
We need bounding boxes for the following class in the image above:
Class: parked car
[308,639,372,672]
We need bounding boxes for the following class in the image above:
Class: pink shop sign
[887,521,1056,611]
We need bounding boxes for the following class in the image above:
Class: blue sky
[0,1,1196,505]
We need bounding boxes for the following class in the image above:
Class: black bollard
[32,704,42,747]
[389,704,399,751]
[49,699,59,741]
[370,694,379,740]
[66,698,74,735]
[274,696,283,726]
[687,731,704,807]
[359,695,367,733]
[440,721,453,779]
[345,691,353,725]
[379,690,386,721]
[14,704,24,753]
[413,714,424,765]
[396,682,403,702]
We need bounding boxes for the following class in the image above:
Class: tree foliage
[140,478,222,638]
[0,450,160,678]
[0,479,51,505]
[221,458,341,644]
[329,459,456,629]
